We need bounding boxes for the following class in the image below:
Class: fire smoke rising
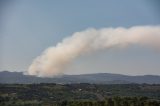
[27,26,160,77]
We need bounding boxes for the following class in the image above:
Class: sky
[0,0,160,75]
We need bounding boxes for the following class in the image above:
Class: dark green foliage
[0,83,160,106]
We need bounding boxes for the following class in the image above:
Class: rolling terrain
[0,71,160,84]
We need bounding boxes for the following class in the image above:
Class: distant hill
[0,71,160,84]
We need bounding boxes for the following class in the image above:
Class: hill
[0,71,160,84]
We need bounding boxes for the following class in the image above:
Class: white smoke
[27,26,160,77]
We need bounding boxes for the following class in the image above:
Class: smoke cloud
[27,26,160,77]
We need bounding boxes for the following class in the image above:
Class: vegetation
[0,83,160,106]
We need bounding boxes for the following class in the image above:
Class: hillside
[1,71,160,84]
[0,83,160,106]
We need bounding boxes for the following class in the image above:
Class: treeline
[0,96,160,106]
[0,83,160,106]
[57,97,160,106]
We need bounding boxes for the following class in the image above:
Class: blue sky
[0,0,160,75]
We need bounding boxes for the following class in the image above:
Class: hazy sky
[0,0,160,75]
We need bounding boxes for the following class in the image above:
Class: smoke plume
[27,26,160,77]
